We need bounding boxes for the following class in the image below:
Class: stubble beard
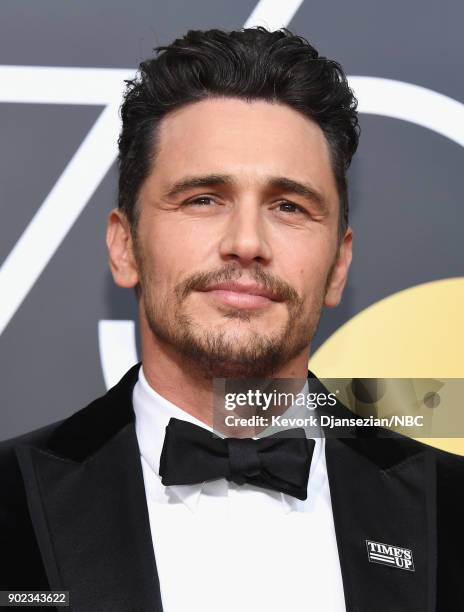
[138,261,329,379]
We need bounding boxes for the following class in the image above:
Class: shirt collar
[133,365,323,514]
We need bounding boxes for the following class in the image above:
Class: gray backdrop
[1,0,463,440]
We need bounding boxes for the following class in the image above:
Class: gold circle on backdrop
[310,277,464,455]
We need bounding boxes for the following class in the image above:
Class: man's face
[109,98,352,378]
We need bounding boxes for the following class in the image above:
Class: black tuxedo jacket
[1,363,463,611]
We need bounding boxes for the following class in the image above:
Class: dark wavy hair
[118,27,360,240]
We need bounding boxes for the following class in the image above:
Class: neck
[140,326,311,429]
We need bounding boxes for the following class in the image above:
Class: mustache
[175,263,301,305]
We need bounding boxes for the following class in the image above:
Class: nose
[218,201,272,266]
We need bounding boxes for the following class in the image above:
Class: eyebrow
[163,173,328,213]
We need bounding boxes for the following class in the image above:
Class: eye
[187,196,216,206]
[276,201,307,214]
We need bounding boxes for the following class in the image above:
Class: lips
[199,281,281,310]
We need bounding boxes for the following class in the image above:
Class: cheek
[152,218,211,263]
[277,236,330,288]
[141,230,202,293]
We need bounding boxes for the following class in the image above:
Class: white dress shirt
[133,366,346,612]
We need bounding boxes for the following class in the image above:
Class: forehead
[148,97,338,202]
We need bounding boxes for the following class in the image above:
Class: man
[0,27,462,611]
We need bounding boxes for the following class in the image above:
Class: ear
[106,208,139,288]
[324,227,353,308]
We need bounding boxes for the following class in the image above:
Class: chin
[211,318,282,342]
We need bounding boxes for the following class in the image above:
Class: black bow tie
[159,418,315,501]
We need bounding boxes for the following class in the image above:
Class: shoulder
[0,362,142,481]
[0,420,65,514]
[0,417,66,466]
[383,431,464,484]
[340,425,464,479]
[426,440,464,486]
[0,419,62,452]
[392,432,464,468]
[0,420,62,473]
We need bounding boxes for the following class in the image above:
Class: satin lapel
[16,408,162,611]
[325,436,437,612]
